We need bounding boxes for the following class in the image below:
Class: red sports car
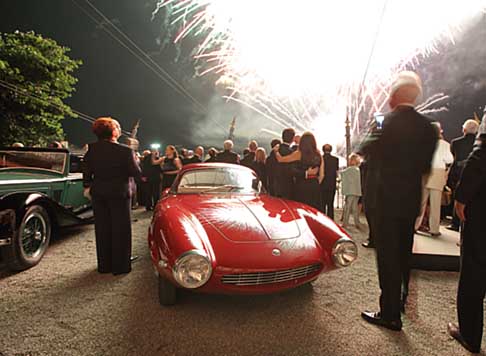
[148,163,357,305]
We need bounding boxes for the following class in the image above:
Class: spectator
[205,147,218,162]
[447,115,486,354]
[144,148,162,211]
[274,131,324,209]
[360,71,437,331]
[265,139,281,196]
[252,147,267,191]
[274,128,297,199]
[415,122,454,236]
[241,140,258,168]
[215,140,240,164]
[82,117,141,275]
[340,153,364,229]
[447,118,480,231]
[183,146,204,164]
[138,150,151,209]
[320,144,339,219]
[153,145,183,189]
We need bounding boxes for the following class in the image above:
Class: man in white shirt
[415,122,454,236]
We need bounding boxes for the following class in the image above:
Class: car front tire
[4,205,51,271]
[158,274,177,306]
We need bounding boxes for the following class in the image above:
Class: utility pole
[228,116,236,141]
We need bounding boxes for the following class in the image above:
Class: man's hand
[83,187,91,200]
[454,201,466,222]
[306,167,319,176]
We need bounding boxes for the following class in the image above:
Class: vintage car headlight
[173,251,212,289]
[332,239,358,267]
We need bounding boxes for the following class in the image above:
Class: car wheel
[5,205,51,271]
[158,274,177,306]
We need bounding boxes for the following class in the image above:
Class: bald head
[463,119,479,135]
[389,71,422,109]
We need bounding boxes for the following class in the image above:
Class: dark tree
[0,31,81,146]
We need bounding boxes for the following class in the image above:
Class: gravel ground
[0,209,484,356]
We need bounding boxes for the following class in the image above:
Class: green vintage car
[0,147,92,271]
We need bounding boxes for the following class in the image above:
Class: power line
[0,79,131,135]
[73,0,228,133]
[84,0,207,114]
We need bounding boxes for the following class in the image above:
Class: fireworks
[157,0,486,146]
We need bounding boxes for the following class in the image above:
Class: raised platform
[411,226,460,271]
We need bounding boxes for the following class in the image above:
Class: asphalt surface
[0,209,483,356]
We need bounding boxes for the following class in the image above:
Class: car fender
[0,192,89,229]
[150,200,216,280]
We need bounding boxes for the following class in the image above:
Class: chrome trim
[0,238,12,246]
[221,263,322,286]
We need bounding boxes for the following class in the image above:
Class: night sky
[1,1,485,150]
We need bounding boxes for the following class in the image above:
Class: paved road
[0,210,480,356]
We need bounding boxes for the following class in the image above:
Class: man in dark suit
[360,72,437,331]
[275,128,296,199]
[265,139,281,196]
[183,146,204,165]
[446,119,479,231]
[320,144,339,219]
[83,117,141,275]
[215,140,240,164]
[240,140,258,168]
[447,120,486,354]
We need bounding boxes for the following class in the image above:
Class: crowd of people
[78,69,486,353]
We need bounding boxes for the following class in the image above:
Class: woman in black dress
[153,145,182,189]
[274,132,324,209]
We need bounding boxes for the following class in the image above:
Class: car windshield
[0,150,66,174]
[176,167,259,194]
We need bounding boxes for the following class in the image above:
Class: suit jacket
[182,156,202,165]
[275,143,295,198]
[321,153,339,191]
[240,151,256,168]
[361,106,437,218]
[449,133,476,185]
[455,137,486,266]
[215,150,240,164]
[83,140,141,199]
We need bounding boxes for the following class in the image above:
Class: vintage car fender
[149,200,216,284]
[0,192,92,229]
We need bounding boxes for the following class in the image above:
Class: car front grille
[221,263,322,286]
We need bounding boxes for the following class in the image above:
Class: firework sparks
[156,0,486,146]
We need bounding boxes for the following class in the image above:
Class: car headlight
[332,239,358,267]
[173,251,212,289]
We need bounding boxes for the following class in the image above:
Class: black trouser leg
[375,215,414,321]
[108,198,132,274]
[92,198,113,273]
[365,207,376,244]
[321,189,335,219]
[457,224,486,351]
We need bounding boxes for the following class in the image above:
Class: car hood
[174,195,301,242]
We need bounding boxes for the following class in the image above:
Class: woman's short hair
[92,117,119,140]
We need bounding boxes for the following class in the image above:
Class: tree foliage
[0,31,81,146]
